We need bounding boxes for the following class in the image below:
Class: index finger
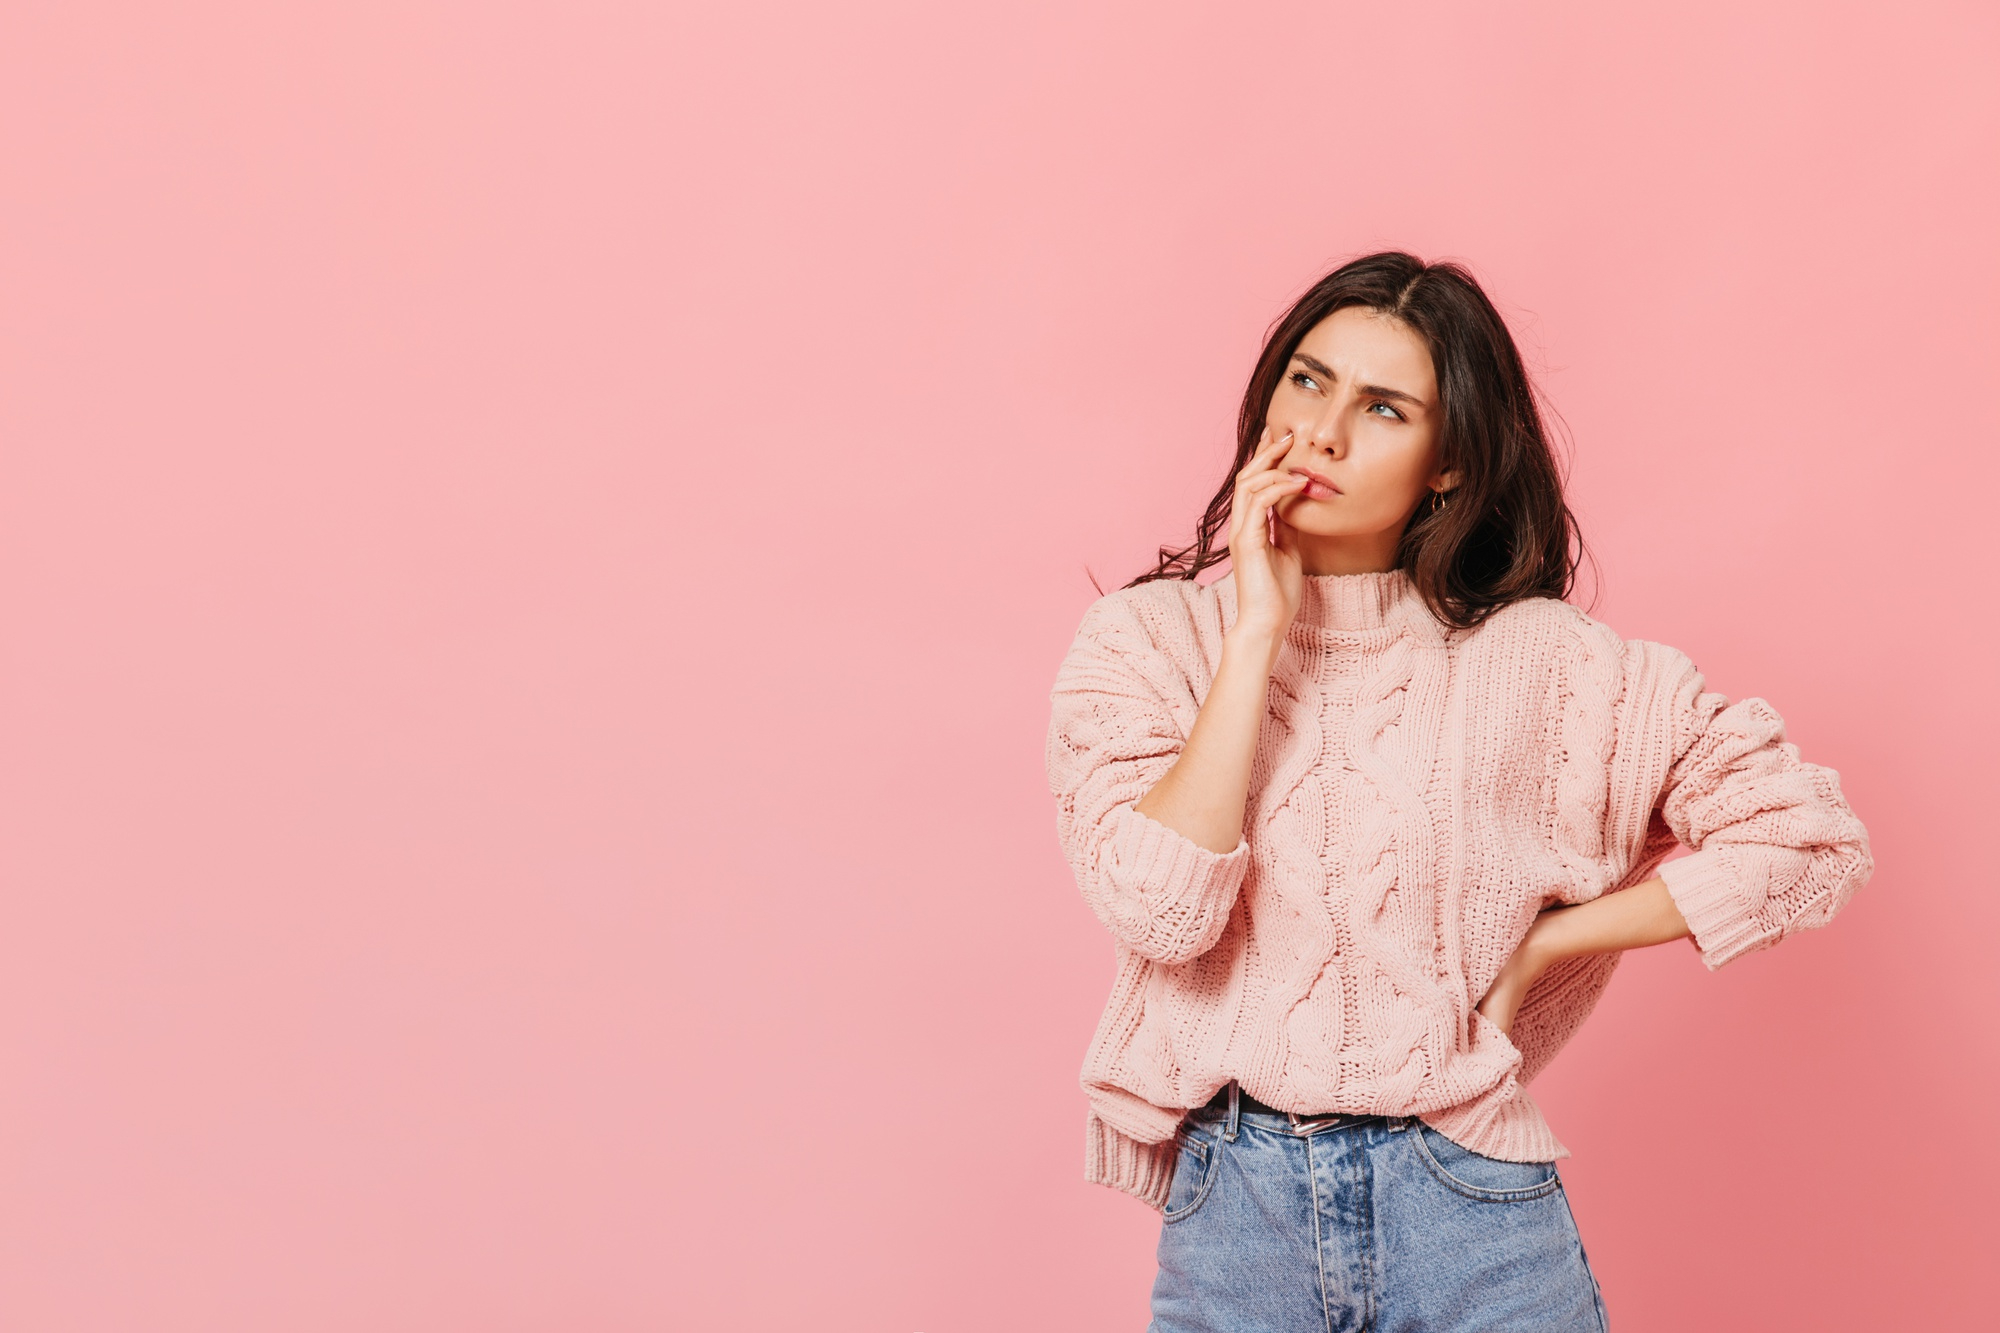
[1239,427,1295,479]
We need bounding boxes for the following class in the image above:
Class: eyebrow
[1290,353,1430,409]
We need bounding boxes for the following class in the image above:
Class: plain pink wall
[2,1,1995,1329]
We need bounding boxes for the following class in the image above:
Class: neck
[1294,529,1404,576]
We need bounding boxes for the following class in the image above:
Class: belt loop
[1224,1079,1240,1142]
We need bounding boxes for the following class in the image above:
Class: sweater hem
[1084,1110,1176,1212]
[1080,1082,1570,1211]
[1420,1087,1570,1163]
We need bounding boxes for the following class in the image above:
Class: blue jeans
[1148,1082,1609,1332]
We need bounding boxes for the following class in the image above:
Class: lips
[1290,467,1341,498]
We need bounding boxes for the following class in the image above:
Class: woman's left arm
[1481,641,1874,1035]
[1477,879,1689,1034]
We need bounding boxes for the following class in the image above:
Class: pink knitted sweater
[1045,568,1871,1211]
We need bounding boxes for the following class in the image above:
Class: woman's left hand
[1476,913,1555,1036]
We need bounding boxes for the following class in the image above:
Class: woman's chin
[1282,513,1364,539]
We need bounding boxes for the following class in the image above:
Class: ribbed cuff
[1659,850,1774,970]
[1110,803,1250,887]
[1105,805,1251,962]
[1084,1110,1178,1212]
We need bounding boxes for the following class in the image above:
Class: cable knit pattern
[1045,569,1873,1210]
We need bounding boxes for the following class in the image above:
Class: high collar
[1210,565,1442,643]
[1293,567,1423,632]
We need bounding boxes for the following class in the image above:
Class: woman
[1043,251,1871,1332]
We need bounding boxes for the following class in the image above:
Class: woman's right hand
[1129,426,1305,855]
[1227,426,1309,645]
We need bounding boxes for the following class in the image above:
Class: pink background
[2,2,1996,1329]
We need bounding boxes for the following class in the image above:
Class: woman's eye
[1290,371,1319,391]
[1368,402,1404,421]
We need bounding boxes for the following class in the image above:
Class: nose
[1306,400,1349,458]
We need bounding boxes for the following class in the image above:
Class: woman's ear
[1432,467,1462,495]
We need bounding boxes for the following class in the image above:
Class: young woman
[1043,251,1872,1333]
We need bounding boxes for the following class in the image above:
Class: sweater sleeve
[1629,642,1874,971]
[1045,592,1252,965]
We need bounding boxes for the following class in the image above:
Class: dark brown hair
[1126,251,1583,629]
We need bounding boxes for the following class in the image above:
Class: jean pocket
[1411,1122,1562,1202]
[1161,1122,1222,1223]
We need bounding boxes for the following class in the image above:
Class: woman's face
[1267,306,1456,571]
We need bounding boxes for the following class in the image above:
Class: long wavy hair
[1126,251,1584,629]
